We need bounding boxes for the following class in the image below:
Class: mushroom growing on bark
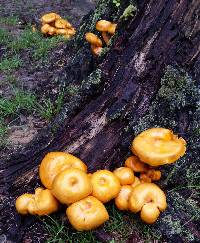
[132,128,186,166]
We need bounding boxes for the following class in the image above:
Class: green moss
[120,4,137,20]
[112,0,121,8]
[0,55,22,73]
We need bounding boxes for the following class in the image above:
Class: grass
[0,55,22,73]
[0,28,11,45]
[0,16,19,25]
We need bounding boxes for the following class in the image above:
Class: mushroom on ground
[125,155,149,172]
[132,128,186,166]
[129,183,167,224]
[91,170,121,203]
[15,188,59,216]
[41,13,61,24]
[115,185,132,210]
[85,32,103,56]
[39,152,87,189]
[51,168,92,204]
[113,167,135,185]
[41,24,51,35]
[55,19,72,29]
[66,196,109,231]
[48,26,57,36]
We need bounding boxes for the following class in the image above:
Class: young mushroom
[91,170,121,203]
[113,167,135,185]
[85,32,103,56]
[132,128,186,166]
[66,196,109,231]
[41,24,51,35]
[125,156,149,172]
[55,19,72,29]
[96,20,117,45]
[41,13,61,24]
[140,169,162,183]
[39,152,87,189]
[51,168,92,204]
[129,183,167,224]
[131,176,141,188]
[115,185,132,210]
[15,188,59,216]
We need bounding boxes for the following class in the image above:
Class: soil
[0,0,96,153]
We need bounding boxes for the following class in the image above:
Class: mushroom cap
[113,167,135,185]
[140,202,160,224]
[39,152,87,189]
[96,20,117,34]
[129,183,167,214]
[131,176,141,188]
[115,185,132,211]
[55,19,72,29]
[140,173,152,183]
[131,128,186,166]
[85,33,102,47]
[56,28,69,35]
[147,169,162,181]
[15,194,33,215]
[28,188,59,215]
[66,196,109,231]
[66,28,76,36]
[91,170,121,203]
[51,168,92,204]
[41,13,61,24]
[41,24,51,34]
[15,188,59,216]
[125,156,148,172]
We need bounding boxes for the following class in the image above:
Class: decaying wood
[0,0,199,242]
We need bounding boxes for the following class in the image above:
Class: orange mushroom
[85,32,103,56]
[96,20,117,45]
[132,128,186,166]
[113,167,135,185]
[115,185,132,210]
[125,155,149,172]
[66,196,109,231]
[41,13,61,24]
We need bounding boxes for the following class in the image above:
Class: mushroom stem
[102,32,110,45]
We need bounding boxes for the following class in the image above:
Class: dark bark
[0,0,200,242]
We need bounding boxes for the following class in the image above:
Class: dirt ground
[0,0,96,154]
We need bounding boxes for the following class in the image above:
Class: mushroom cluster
[85,20,117,55]
[15,127,186,230]
[40,13,76,39]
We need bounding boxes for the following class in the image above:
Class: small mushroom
[132,128,186,166]
[140,173,152,183]
[41,13,61,24]
[96,20,117,35]
[91,170,121,203]
[96,20,117,45]
[39,152,87,189]
[66,196,109,231]
[115,185,132,210]
[140,169,161,183]
[113,167,135,185]
[125,156,149,172]
[85,32,103,56]
[15,188,59,216]
[41,24,51,35]
[51,168,92,204]
[129,183,167,224]
[55,19,72,29]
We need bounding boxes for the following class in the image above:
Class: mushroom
[91,170,121,203]
[41,13,61,24]
[85,32,103,56]
[55,19,72,29]
[113,167,135,185]
[51,168,92,204]
[39,152,87,189]
[15,188,59,216]
[115,185,132,210]
[96,20,117,45]
[125,156,149,172]
[41,24,51,35]
[129,183,167,224]
[131,176,141,188]
[132,128,186,166]
[140,169,162,183]
[66,196,109,231]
